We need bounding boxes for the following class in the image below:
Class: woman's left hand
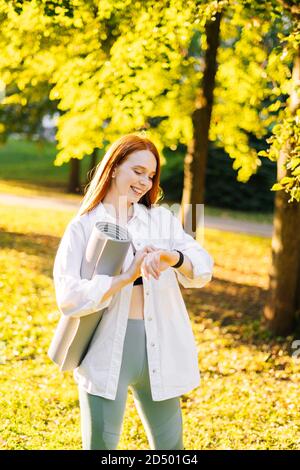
[141,249,179,280]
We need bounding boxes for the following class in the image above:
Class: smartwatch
[171,249,184,268]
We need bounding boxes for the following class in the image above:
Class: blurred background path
[0,192,273,238]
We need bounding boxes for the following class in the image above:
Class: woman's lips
[130,186,143,195]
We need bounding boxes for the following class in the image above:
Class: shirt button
[148,317,152,321]
[146,291,149,295]
[152,369,156,374]
[151,342,155,347]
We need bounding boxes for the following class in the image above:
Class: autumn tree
[259,0,300,334]
[1,0,299,334]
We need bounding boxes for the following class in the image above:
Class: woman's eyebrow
[134,165,156,175]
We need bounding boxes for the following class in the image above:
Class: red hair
[78,134,164,216]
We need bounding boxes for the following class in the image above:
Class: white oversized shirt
[52,201,214,401]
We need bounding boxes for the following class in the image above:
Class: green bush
[160,143,276,213]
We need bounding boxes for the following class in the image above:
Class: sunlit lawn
[0,203,299,450]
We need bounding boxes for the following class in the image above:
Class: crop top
[133,276,143,285]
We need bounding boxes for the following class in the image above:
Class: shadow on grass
[181,277,300,353]
[0,229,59,277]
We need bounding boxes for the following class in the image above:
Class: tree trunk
[180,12,222,235]
[67,157,81,194]
[264,47,300,335]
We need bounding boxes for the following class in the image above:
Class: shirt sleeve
[169,210,214,289]
[52,218,114,318]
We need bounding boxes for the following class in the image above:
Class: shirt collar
[95,201,149,226]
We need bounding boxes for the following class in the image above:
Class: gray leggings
[78,318,184,450]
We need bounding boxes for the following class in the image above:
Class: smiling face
[111,150,157,203]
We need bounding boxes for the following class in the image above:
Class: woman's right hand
[124,245,158,283]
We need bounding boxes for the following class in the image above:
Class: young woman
[53,133,214,450]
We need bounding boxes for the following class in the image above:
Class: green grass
[0,137,274,225]
[162,200,274,225]
[0,203,299,449]
[0,136,91,187]
[202,206,274,225]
